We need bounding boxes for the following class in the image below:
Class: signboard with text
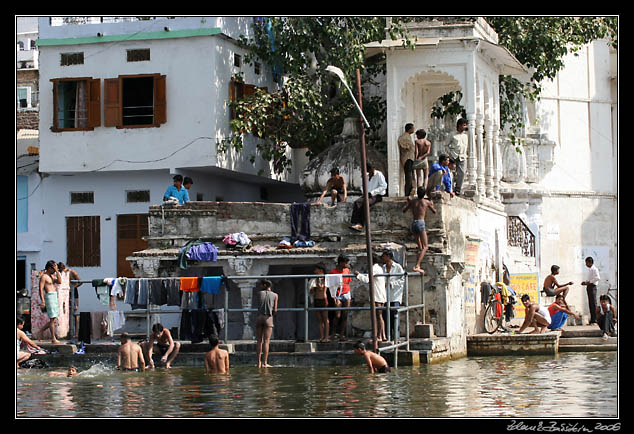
[508,273,540,318]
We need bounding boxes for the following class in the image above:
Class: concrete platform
[21,325,615,369]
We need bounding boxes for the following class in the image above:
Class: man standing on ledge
[581,256,601,325]
[398,123,416,197]
[446,118,468,195]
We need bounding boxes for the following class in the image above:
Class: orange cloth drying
[180,277,200,292]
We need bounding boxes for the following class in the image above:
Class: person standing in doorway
[581,257,601,325]
[398,123,416,197]
[39,260,62,344]
[256,279,278,368]
[446,118,468,195]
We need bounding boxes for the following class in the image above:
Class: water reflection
[16,353,617,418]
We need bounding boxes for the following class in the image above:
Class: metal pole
[304,278,309,343]
[355,68,378,353]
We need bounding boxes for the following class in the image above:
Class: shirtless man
[316,167,347,207]
[204,334,230,374]
[17,316,44,368]
[413,129,431,191]
[353,341,391,373]
[542,265,573,307]
[402,187,436,274]
[141,323,181,369]
[39,260,62,344]
[117,333,145,371]
[517,294,551,334]
[309,265,330,342]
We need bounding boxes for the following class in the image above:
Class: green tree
[222,16,617,173]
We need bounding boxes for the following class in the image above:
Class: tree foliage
[222,16,618,173]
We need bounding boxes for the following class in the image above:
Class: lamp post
[326,65,377,352]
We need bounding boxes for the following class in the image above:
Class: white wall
[37,16,286,183]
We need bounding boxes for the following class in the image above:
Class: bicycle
[483,284,507,334]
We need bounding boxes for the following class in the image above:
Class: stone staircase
[558,326,617,352]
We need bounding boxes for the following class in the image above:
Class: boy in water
[141,323,181,369]
[204,334,230,374]
[48,366,78,377]
[353,341,390,373]
[402,187,436,274]
[117,333,146,371]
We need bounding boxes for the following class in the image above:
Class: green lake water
[15,352,617,418]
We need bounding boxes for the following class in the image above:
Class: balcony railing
[507,216,535,257]
[49,17,171,26]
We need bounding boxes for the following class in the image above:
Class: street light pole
[354,68,378,352]
[327,65,377,352]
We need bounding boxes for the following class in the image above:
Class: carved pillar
[492,123,501,201]
[476,114,485,197]
[226,258,269,340]
[485,119,495,199]
[466,112,478,193]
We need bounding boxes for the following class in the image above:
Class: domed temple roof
[300,117,387,200]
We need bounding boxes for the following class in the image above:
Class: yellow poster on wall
[508,273,540,318]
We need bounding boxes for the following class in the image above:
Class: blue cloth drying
[201,276,223,294]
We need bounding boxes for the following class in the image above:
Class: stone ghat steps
[558,327,617,352]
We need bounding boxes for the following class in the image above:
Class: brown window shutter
[104,78,121,127]
[87,78,101,128]
[51,80,60,132]
[244,84,257,98]
[153,75,166,126]
[66,216,101,266]
[66,217,83,266]
[229,79,237,120]
[85,216,101,266]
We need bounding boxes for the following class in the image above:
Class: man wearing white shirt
[446,118,468,195]
[581,256,601,324]
[350,163,388,232]
[355,255,387,341]
[381,250,405,341]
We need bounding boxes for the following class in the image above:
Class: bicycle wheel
[484,300,504,334]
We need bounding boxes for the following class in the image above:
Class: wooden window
[60,52,84,66]
[66,216,101,267]
[234,54,242,67]
[70,191,94,204]
[229,77,267,120]
[126,190,150,203]
[104,74,166,128]
[51,77,101,131]
[127,49,150,62]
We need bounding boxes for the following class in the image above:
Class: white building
[18,16,306,313]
